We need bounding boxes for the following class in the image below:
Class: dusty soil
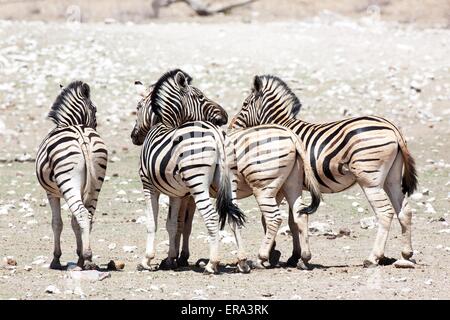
[0,17,449,300]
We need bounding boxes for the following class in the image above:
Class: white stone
[45,285,60,294]
[393,259,415,269]
[360,216,377,229]
[123,245,137,253]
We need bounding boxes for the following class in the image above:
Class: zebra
[230,75,418,267]
[131,69,246,274]
[132,75,322,270]
[172,125,322,270]
[36,81,108,270]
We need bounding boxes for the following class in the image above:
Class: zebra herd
[35,69,418,274]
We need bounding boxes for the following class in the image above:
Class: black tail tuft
[299,188,321,215]
[216,173,246,230]
[402,152,418,196]
[217,199,246,230]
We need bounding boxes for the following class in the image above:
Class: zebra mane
[48,81,93,127]
[150,68,193,118]
[258,75,302,117]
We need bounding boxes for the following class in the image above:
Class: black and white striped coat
[230,75,418,267]
[131,70,245,274]
[36,81,107,270]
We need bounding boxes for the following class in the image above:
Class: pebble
[424,279,433,285]
[23,265,32,271]
[32,257,47,265]
[393,259,415,269]
[70,270,111,282]
[3,256,17,266]
[360,217,377,229]
[309,221,332,235]
[108,243,117,250]
[123,245,137,253]
[339,227,351,236]
[45,285,60,294]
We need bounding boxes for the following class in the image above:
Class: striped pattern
[36,81,107,270]
[174,124,322,270]
[230,75,418,266]
[132,70,245,274]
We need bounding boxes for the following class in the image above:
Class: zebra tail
[79,138,95,204]
[216,133,246,230]
[290,131,322,214]
[393,128,418,196]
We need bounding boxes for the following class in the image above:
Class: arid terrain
[0,12,449,299]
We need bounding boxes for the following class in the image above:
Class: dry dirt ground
[0,16,450,300]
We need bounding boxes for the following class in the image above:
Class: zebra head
[230,75,302,129]
[49,81,97,129]
[131,81,157,146]
[151,69,228,127]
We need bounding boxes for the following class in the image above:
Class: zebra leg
[254,195,282,269]
[286,208,301,267]
[160,197,182,270]
[282,175,311,270]
[179,197,195,267]
[228,220,250,273]
[261,214,281,267]
[48,196,63,270]
[138,190,160,271]
[71,215,84,268]
[384,153,413,260]
[361,186,395,267]
[191,191,220,275]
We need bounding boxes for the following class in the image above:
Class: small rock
[45,285,60,294]
[422,189,430,196]
[3,256,17,266]
[23,265,32,271]
[360,217,377,229]
[123,245,137,253]
[424,279,433,285]
[108,243,117,250]
[339,227,351,236]
[410,193,423,201]
[393,259,415,269]
[309,221,332,235]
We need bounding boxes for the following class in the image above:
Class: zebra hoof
[269,250,281,267]
[286,254,300,268]
[401,250,414,260]
[203,262,219,275]
[297,260,312,270]
[237,260,251,274]
[49,259,62,270]
[177,256,189,268]
[159,257,178,270]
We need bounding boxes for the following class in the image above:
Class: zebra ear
[81,82,90,98]
[175,71,188,90]
[135,81,147,97]
[253,75,263,92]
